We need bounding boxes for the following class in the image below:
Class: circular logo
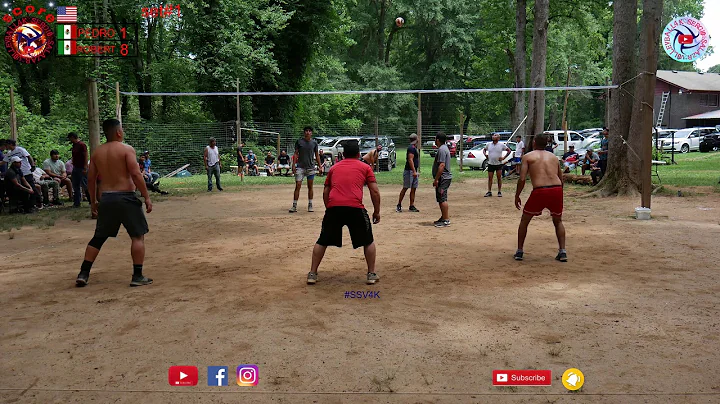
[663,16,709,63]
[561,368,585,391]
[4,16,55,63]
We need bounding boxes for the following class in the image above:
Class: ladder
[656,91,670,127]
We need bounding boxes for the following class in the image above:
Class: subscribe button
[492,369,552,386]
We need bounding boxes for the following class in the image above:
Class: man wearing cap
[397,134,420,212]
[4,156,35,213]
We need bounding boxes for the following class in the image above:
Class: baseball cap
[10,156,21,163]
[409,134,418,145]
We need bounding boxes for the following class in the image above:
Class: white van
[542,130,591,156]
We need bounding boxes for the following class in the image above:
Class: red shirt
[325,159,376,209]
[71,141,88,169]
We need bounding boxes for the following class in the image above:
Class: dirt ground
[1,180,719,404]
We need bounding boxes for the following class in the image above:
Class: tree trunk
[512,0,527,137]
[377,0,387,62]
[595,0,637,196]
[525,0,549,150]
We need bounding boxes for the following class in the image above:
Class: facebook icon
[207,366,228,386]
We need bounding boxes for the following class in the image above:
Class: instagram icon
[237,365,259,386]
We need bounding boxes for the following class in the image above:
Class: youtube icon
[492,369,552,386]
[168,366,198,386]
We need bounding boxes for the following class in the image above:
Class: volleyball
[395,17,404,27]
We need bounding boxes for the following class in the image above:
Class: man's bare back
[90,141,138,193]
[523,150,562,188]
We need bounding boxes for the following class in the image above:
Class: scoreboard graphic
[56,23,138,57]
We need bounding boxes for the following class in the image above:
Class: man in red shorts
[307,140,381,285]
[513,134,567,262]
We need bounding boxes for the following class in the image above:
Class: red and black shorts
[317,206,374,249]
[523,185,563,217]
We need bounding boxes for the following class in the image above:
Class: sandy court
[1,180,719,404]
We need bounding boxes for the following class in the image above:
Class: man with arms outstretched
[307,140,381,285]
[75,119,153,287]
[514,135,567,262]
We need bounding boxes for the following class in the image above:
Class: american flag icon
[57,6,78,23]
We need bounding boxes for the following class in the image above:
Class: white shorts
[278,164,290,169]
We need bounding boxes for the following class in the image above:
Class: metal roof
[657,70,720,92]
[683,109,720,120]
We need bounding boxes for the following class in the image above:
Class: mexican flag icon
[57,24,77,55]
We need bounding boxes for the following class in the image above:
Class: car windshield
[360,138,387,148]
[471,142,488,150]
[672,130,692,138]
[320,138,337,146]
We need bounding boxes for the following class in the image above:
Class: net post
[236,79,242,146]
[458,113,465,171]
[9,87,17,141]
[374,117,379,173]
[417,93,422,155]
[562,64,571,155]
[115,82,122,125]
[87,79,101,155]
[277,133,281,154]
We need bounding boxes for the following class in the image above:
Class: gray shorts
[435,178,451,203]
[403,170,419,189]
[295,167,316,182]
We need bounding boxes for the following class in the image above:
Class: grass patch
[656,152,720,190]
[0,204,89,233]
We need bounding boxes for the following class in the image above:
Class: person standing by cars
[236,142,246,179]
[482,134,512,197]
[432,133,452,227]
[506,135,525,177]
[397,134,420,213]
[598,128,609,178]
[68,133,89,207]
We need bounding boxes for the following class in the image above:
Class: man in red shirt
[307,140,381,285]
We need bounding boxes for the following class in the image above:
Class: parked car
[660,127,715,153]
[457,142,516,170]
[542,130,592,156]
[359,136,396,171]
[430,140,458,157]
[573,140,602,158]
[318,136,361,161]
[699,132,720,152]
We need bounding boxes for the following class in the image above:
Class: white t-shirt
[515,140,525,158]
[206,145,220,166]
[5,146,32,175]
[484,142,508,165]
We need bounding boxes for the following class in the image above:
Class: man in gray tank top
[290,126,321,213]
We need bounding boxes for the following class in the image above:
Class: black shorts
[435,178,451,203]
[317,206,374,249]
[237,159,245,167]
[94,192,149,238]
[487,164,503,172]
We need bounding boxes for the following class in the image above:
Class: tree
[708,64,720,74]
[525,0,549,145]
[509,0,527,134]
[597,0,664,197]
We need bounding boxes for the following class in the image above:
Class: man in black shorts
[75,119,153,287]
[482,134,512,197]
[307,140,381,285]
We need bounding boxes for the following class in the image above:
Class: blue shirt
[0,151,5,174]
[144,158,152,171]
[600,138,609,161]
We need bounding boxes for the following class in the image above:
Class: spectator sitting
[0,139,7,177]
[66,159,73,176]
[321,154,333,176]
[139,156,168,195]
[43,149,73,202]
[142,150,160,183]
[32,165,61,206]
[561,145,580,173]
[246,150,258,175]
[277,150,291,176]
[4,156,35,213]
[264,152,276,176]
[581,149,600,176]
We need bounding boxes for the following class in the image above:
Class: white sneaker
[308,204,314,212]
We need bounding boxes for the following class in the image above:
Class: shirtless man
[513,135,567,262]
[75,119,154,287]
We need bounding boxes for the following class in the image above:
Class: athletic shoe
[409,206,419,212]
[218,187,224,191]
[308,204,314,212]
[396,205,402,212]
[307,272,318,285]
[130,275,153,287]
[76,271,90,287]
[366,272,380,285]
[484,192,492,197]
[53,200,64,206]
[289,205,297,213]
[555,252,568,262]
[207,189,212,192]
[434,219,450,228]
[513,251,524,261]
[497,192,503,197]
